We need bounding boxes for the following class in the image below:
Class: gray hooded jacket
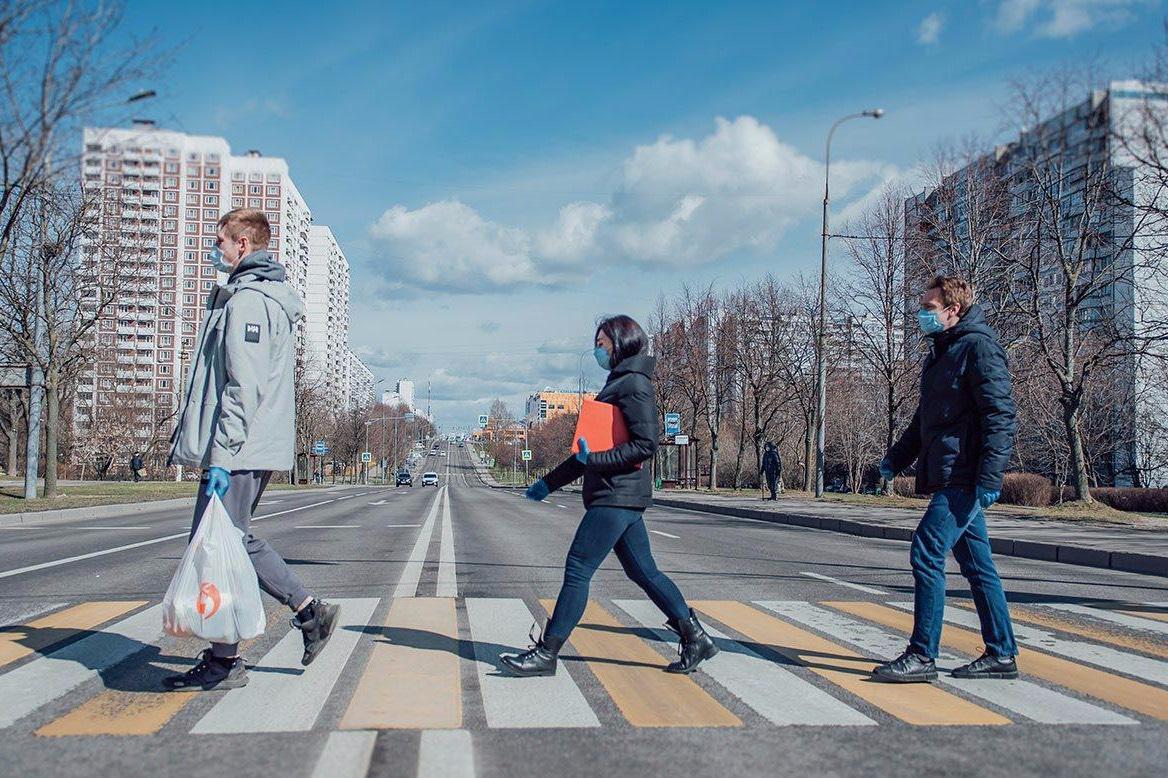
[168,251,304,471]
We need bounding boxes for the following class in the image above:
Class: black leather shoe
[951,652,1018,679]
[665,609,719,674]
[501,623,565,677]
[872,650,937,683]
[163,649,249,691]
[292,599,341,666]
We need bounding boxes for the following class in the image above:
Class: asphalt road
[0,441,1166,777]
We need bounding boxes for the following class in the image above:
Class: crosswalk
[0,596,1165,736]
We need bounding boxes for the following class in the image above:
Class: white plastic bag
[162,494,265,643]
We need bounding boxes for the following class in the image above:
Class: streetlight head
[868,108,885,119]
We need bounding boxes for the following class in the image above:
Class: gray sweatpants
[190,469,311,658]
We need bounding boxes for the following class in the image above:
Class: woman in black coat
[501,315,718,677]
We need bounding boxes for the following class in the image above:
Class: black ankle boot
[501,625,565,677]
[666,609,719,674]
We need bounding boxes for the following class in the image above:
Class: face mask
[594,346,612,370]
[208,247,234,273]
[917,309,945,335]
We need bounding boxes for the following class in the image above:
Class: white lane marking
[888,601,1168,687]
[192,598,379,734]
[84,526,153,530]
[369,500,389,505]
[417,729,475,778]
[555,504,568,509]
[310,731,376,778]
[386,524,422,528]
[259,499,284,505]
[616,599,874,727]
[294,525,360,529]
[0,604,160,728]
[1041,603,1168,636]
[799,571,888,595]
[465,598,599,729]
[0,498,336,580]
[335,495,355,501]
[394,487,445,599]
[649,530,680,539]
[437,485,457,597]
[759,601,1134,726]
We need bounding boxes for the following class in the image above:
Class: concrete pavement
[0,442,1165,776]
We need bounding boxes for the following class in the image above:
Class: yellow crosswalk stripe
[0,602,146,669]
[36,691,191,737]
[693,601,1009,726]
[341,598,461,729]
[826,601,1168,721]
[955,602,1168,660]
[540,599,740,728]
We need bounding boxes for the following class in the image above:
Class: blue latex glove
[204,467,230,498]
[976,485,1000,510]
[525,479,549,502]
[575,437,590,465]
[878,457,895,483]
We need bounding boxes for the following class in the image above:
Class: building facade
[348,349,375,409]
[525,389,593,425]
[306,226,351,407]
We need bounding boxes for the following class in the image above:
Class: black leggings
[546,506,690,640]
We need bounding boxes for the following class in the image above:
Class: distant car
[438,451,447,457]
[421,471,439,487]
[396,470,413,487]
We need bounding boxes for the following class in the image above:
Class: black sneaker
[951,652,1019,679]
[163,649,248,691]
[291,599,341,666]
[872,650,937,683]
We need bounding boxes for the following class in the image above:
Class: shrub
[999,473,1054,507]
[890,476,922,498]
[1088,488,1168,513]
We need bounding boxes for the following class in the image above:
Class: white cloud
[917,12,945,45]
[365,116,889,295]
[992,0,1149,38]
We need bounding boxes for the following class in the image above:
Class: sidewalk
[653,489,1168,577]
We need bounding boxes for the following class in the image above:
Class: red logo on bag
[196,582,221,618]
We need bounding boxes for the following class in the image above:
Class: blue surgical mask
[917,309,945,335]
[594,346,612,370]
[208,247,233,273]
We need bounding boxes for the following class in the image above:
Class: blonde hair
[927,275,974,315]
[218,208,271,248]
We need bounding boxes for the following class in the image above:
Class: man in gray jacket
[164,208,339,691]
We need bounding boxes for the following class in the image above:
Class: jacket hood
[225,251,304,324]
[933,304,998,345]
[610,353,656,379]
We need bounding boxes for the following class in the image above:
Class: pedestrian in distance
[129,450,144,483]
[164,208,340,691]
[873,275,1019,683]
[761,442,782,500]
[501,315,719,678]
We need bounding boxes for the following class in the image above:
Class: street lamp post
[814,108,883,498]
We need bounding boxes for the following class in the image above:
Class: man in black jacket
[873,275,1018,683]
[761,442,781,500]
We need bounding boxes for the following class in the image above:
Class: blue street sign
[664,412,681,437]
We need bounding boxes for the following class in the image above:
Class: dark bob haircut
[595,315,648,368]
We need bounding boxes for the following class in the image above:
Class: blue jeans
[909,488,1017,659]
[546,506,690,640]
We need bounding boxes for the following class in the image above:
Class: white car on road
[421,472,439,487]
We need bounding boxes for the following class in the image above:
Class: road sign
[361,451,372,463]
[521,449,532,461]
[311,440,329,455]
[478,414,489,428]
[664,412,681,436]
[674,434,690,446]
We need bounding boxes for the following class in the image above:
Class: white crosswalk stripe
[614,600,876,726]
[191,598,379,734]
[889,601,1168,687]
[0,604,161,728]
[759,601,1135,725]
[1039,603,1168,636]
[465,598,599,728]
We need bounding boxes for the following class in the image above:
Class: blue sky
[116,0,1162,429]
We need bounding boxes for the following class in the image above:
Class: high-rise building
[525,389,594,425]
[305,226,351,407]
[348,349,375,409]
[75,122,319,452]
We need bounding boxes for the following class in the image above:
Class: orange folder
[571,399,642,468]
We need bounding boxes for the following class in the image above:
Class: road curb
[0,496,197,527]
[651,496,1168,579]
